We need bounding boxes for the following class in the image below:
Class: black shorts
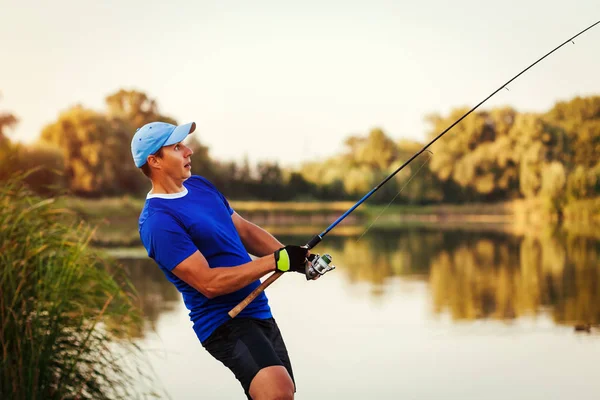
[202,317,295,399]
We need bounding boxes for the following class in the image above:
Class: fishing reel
[305,253,336,280]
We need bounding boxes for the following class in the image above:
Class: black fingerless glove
[274,245,308,274]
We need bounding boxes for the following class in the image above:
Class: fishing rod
[228,19,600,319]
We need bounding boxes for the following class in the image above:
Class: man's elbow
[188,266,232,299]
[200,280,228,299]
[237,226,251,247]
[199,285,219,299]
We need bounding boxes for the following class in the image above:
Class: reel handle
[228,234,322,319]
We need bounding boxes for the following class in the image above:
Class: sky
[1,0,599,168]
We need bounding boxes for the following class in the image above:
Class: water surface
[114,227,600,399]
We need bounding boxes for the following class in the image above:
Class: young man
[130,121,311,400]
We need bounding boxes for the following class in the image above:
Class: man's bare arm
[232,212,284,257]
[171,250,275,299]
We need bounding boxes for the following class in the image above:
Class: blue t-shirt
[138,175,272,343]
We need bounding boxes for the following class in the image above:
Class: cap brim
[164,122,196,146]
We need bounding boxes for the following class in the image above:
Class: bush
[0,173,152,399]
[0,141,67,196]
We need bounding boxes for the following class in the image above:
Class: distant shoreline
[58,196,600,247]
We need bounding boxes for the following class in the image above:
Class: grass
[0,174,155,399]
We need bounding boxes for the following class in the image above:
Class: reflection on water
[117,257,181,337]
[305,228,600,328]
[117,227,600,335]
[113,227,600,399]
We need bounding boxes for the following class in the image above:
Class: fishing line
[306,19,600,248]
[228,19,600,319]
[355,150,433,243]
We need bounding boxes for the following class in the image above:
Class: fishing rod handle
[228,234,322,318]
[228,271,283,318]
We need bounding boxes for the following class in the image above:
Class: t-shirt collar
[146,187,189,200]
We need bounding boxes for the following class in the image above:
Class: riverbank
[55,196,600,247]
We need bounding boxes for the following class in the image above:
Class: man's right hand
[274,245,308,274]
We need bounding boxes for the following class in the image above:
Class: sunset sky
[2,0,599,167]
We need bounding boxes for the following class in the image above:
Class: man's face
[152,142,194,180]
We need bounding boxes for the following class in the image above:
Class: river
[109,226,600,400]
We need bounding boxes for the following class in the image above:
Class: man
[130,121,311,400]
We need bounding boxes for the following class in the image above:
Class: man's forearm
[240,221,284,257]
[205,255,276,298]
[171,249,278,299]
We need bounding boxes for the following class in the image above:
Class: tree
[540,161,567,215]
[566,164,600,200]
[105,89,177,130]
[40,106,143,196]
[346,128,399,170]
[0,92,18,145]
[187,135,219,183]
[287,172,317,200]
[544,96,600,168]
[8,143,66,195]
[426,107,521,200]
[36,89,181,196]
[255,161,287,200]
[298,128,404,200]
[514,113,571,198]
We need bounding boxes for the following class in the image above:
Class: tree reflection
[117,227,599,335]
[299,227,600,327]
[117,257,181,338]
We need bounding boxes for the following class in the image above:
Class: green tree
[426,107,520,200]
[514,113,570,198]
[0,92,18,145]
[544,96,600,168]
[11,143,66,195]
[39,89,179,196]
[299,128,404,200]
[347,128,399,170]
[566,165,593,200]
[105,89,177,129]
[187,135,221,184]
[255,161,287,200]
[540,161,567,215]
[0,97,67,195]
[0,95,18,179]
[40,106,143,196]
[286,172,317,200]
[299,154,350,198]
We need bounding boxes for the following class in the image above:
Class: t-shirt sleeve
[217,190,234,215]
[195,176,234,215]
[142,212,198,271]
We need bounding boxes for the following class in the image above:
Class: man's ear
[147,155,161,169]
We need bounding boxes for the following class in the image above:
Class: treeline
[300,227,600,325]
[1,90,598,209]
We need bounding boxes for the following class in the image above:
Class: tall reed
[0,173,152,399]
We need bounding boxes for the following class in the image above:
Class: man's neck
[150,175,186,195]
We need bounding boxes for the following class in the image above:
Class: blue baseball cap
[131,121,196,168]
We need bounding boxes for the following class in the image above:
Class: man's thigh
[202,317,295,398]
